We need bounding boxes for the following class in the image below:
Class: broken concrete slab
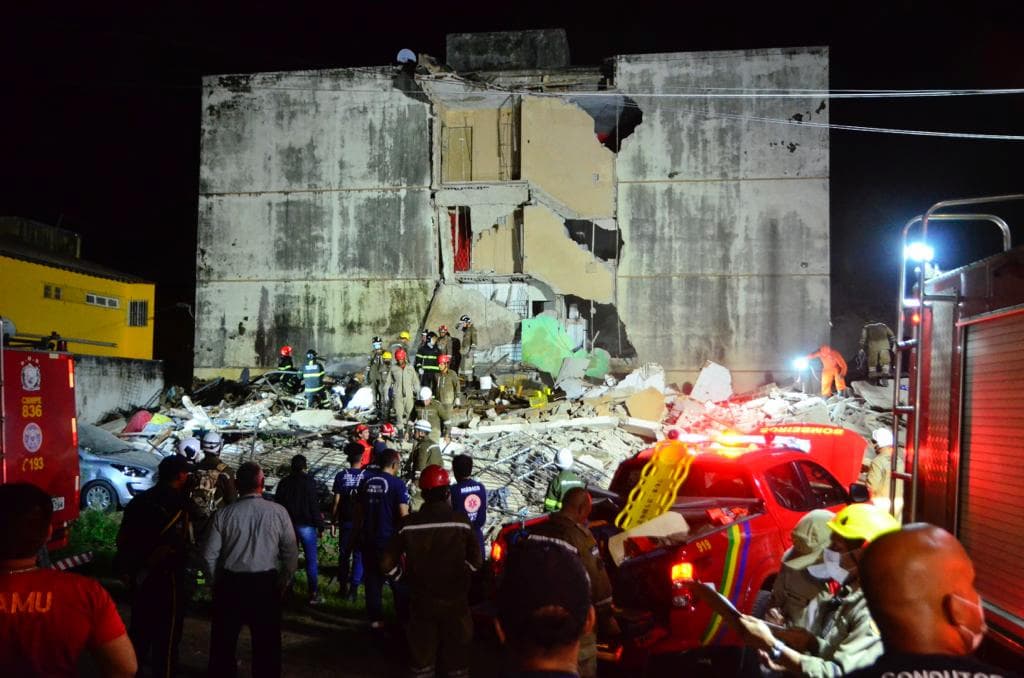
[690,362,733,403]
[625,387,667,422]
[619,417,663,440]
[850,379,906,410]
[455,416,620,436]
[556,356,590,385]
[289,410,347,429]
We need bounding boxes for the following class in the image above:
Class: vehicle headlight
[111,464,149,478]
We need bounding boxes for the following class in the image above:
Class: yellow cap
[382,351,393,360]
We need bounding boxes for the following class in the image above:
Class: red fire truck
[893,194,1024,660]
[0,337,80,550]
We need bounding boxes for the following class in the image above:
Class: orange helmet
[279,345,293,357]
[419,464,450,491]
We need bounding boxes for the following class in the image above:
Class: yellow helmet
[399,331,411,341]
[828,503,900,543]
[382,351,393,360]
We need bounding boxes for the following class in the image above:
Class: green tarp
[521,317,610,379]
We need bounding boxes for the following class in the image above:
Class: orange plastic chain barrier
[614,439,696,530]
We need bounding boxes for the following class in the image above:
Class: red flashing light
[491,542,504,562]
[71,417,78,448]
[670,561,694,582]
[67,359,75,388]
[911,312,921,325]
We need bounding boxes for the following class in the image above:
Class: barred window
[128,300,148,327]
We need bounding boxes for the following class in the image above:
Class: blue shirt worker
[450,454,487,560]
[331,444,366,601]
[303,349,326,408]
[354,449,410,629]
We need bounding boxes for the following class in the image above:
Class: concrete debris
[690,361,733,403]
[625,387,667,422]
[289,409,348,429]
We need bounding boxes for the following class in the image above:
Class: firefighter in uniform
[457,315,476,379]
[737,503,900,677]
[414,386,443,438]
[365,337,391,421]
[415,331,441,391]
[116,455,192,678]
[390,348,419,438]
[867,428,903,514]
[383,465,481,678]
[807,344,848,397]
[434,354,460,437]
[391,330,412,355]
[303,349,327,407]
[859,322,895,384]
[407,419,442,511]
[526,488,619,678]
[189,432,238,542]
[436,324,454,359]
[544,448,585,512]
[276,345,301,394]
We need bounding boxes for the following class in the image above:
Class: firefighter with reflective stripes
[382,465,482,678]
[303,349,327,407]
[544,448,585,512]
[415,331,441,391]
[526,487,619,678]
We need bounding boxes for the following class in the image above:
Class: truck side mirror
[848,482,870,503]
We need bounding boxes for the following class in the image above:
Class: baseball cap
[497,541,591,648]
[785,509,836,570]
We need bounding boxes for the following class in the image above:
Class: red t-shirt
[0,568,127,676]
[358,439,373,467]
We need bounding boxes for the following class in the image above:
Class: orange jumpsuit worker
[808,345,847,397]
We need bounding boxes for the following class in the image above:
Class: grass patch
[54,508,122,575]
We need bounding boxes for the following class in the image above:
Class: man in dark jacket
[382,465,482,678]
[274,455,325,604]
[332,445,366,601]
[451,454,487,560]
[116,455,192,678]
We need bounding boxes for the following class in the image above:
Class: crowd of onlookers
[1,432,1019,677]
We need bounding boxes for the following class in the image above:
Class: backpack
[189,463,226,519]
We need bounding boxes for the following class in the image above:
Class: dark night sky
[3,3,1023,382]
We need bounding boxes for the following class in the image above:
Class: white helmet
[420,386,433,401]
[178,437,202,462]
[413,419,433,433]
[201,430,223,454]
[555,448,574,470]
[872,428,894,448]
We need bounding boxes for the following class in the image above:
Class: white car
[78,424,160,511]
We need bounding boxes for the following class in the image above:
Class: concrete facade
[74,355,164,424]
[196,42,829,389]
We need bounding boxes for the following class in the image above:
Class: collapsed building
[195,30,830,391]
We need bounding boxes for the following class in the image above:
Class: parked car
[78,423,160,511]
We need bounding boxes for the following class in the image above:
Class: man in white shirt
[202,462,298,678]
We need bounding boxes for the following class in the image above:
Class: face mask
[808,547,850,584]
[952,593,987,653]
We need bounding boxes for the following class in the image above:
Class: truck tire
[82,481,118,512]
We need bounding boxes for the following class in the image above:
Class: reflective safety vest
[303,361,325,393]
[544,470,584,512]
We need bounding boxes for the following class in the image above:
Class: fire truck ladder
[891,195,1023,521]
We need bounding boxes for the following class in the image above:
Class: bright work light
[904,242,935,263]
[793,357,809,370]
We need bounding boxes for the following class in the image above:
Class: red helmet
[438,353,451,365]
[355,423,369,434]
[395,347,408,361]
[381,422,396,437]
[419,464,450,491]
[439,325,448,334]
[279,345,293,357]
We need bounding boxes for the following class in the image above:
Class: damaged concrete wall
[196,70,435,374]
[75,355,164,424]
[614,48,830,390]
[422,282,520,348]
[521,97,616,219]
[439,106,503,182]
[523,205,614,303]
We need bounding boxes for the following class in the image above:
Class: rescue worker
[767,509,836,630]
[382,465,481,678]
[408,419,442,511]
[526,488,619,678]
[303,349,327,408]
[859,322,895,384]
[853,524,1014,678]
[415,331,441,391]
[451,454,487,561]
[276,345,301,394]
[457,314,477,379]
[365,337,391,421]
[436,324,454,358]
[867,428,903,514]
[807,344,848,397]
[188,431,238,541]
[737,503,900,677]
[354,449,410,629]
[352,423,373,468]
[116,455,191,678]
[332,445,366,601]
[414,385,443,438]
[391,330,412,355]
[544,448,585,512]
[379,351,394,420]
[390,348,419,438]
[372,422,397,458]
[434,353,460,437]
[177,436,203,469]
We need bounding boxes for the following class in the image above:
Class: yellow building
[0,220,155,360]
